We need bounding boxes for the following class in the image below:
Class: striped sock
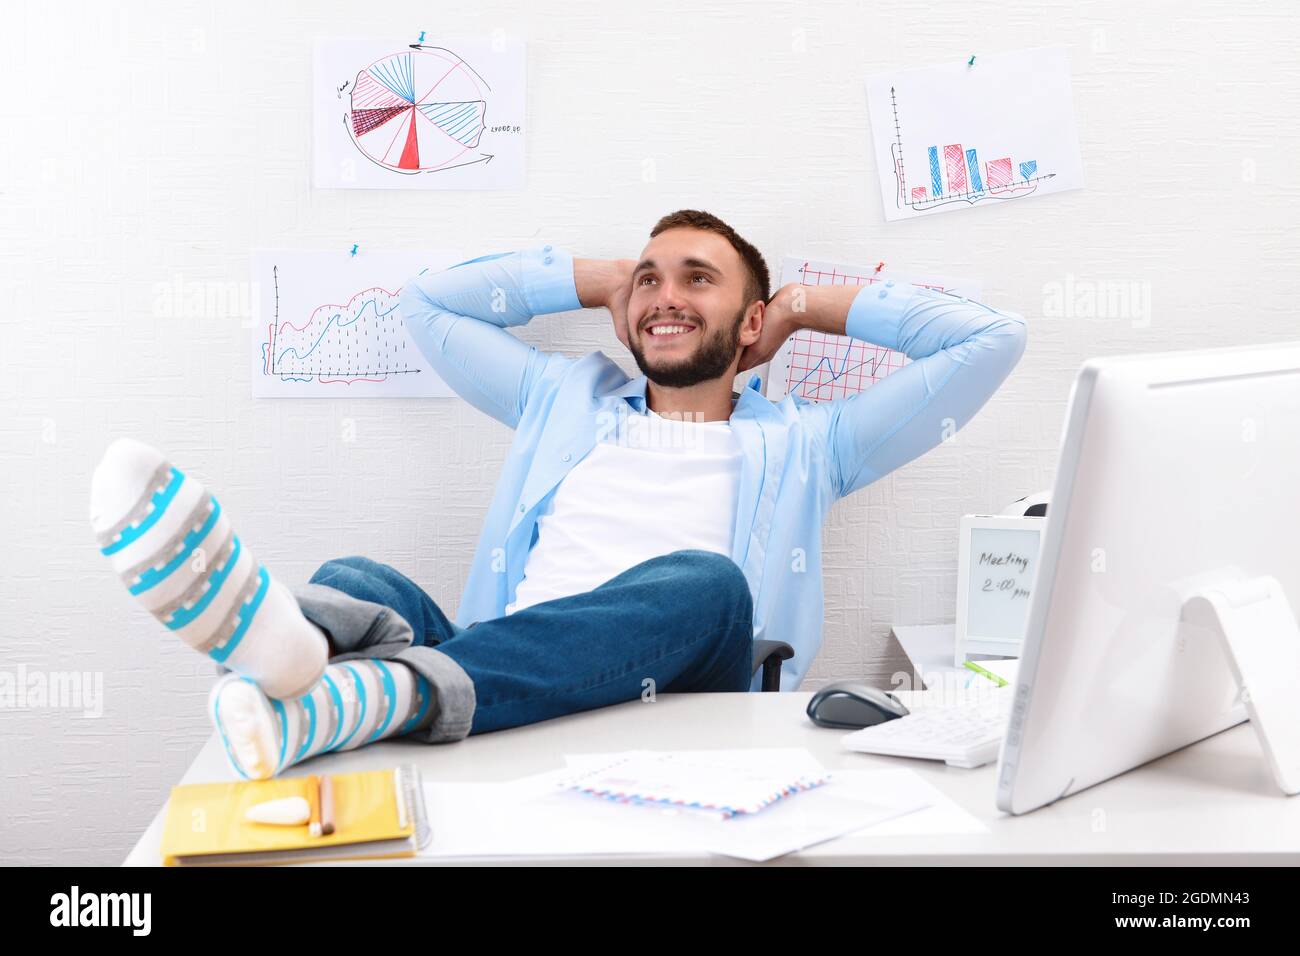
[90,438,328,700]
[210,660,436,779]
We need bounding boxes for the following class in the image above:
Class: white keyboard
[841,694,1013,769]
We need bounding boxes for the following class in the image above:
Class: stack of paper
[419,748,987,862]
[553,748,830,818]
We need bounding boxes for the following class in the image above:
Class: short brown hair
[649,209,771,306]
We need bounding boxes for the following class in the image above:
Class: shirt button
[562,453,571,462]
[878,289,888,299]
[884,280,895,288]
[543,255,553,265]
[543,244,552,252]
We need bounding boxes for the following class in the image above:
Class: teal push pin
[967,55,976,67]
[350,244,359,257]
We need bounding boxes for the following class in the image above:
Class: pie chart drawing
[345,48,491,174]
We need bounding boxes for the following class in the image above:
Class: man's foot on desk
[89,437,329,699]
[209,660,437,779]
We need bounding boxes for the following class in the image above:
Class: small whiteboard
[955,515,1043,664]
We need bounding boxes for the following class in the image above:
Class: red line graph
[261,274,421,385]
[774,260,954,404]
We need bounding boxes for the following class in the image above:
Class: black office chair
[751,640,795,692]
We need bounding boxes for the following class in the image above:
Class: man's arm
[400,247,634,428]
[753,280,1027,499]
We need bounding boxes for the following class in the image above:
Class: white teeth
[649,325,692,336]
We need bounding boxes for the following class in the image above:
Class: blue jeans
[303,549,755,739]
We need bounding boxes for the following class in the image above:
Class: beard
[628,305,745,388]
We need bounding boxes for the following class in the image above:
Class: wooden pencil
[320,774,335,836]
[307,774,321,837]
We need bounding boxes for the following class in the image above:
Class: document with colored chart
[865,46,1084,221]
[764,257,982,404]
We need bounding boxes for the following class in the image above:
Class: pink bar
[911,186,927,201]
[944,144,966,193]
[986,157,1012,189]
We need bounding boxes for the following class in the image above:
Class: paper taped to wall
[865,46,1084,221]
[765,257,982,404]
[250,249,463,398]
[313,37,526,189]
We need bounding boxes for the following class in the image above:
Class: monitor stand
[1182,574,1300,795]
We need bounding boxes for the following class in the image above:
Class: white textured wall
[3,0,1298,864]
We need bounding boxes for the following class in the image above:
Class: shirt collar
[608,372,778,419]
[610,374,648,412]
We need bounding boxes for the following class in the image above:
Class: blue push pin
[350,244,359,257]
[418,31,426,43]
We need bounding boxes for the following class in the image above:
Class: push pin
[968,55,976,67]
[874,261,886,274]
[350,244,359,257]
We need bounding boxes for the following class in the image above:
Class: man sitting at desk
[89,210,1027,779]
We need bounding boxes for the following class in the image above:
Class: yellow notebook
[160,764,429,866]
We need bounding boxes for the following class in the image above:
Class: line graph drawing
[314,37,526,190]
[260,272,421,384]
[765,257,982,404]
[251,250,464,398]
[865,47,1083,221]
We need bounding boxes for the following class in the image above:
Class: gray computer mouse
[806,681,910,729]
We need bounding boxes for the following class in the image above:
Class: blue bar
[1019,160,1037,180]
[928,146,942,197]
[965,148,984,192]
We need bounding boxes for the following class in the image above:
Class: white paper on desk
[422,765,929,862]
[561,752,951,858]
[699,787,925,862]
[555,748,830,816]
[563,757,988,841]
[832,769,989,837]
[421,768,706,859]
[565,757,982,836]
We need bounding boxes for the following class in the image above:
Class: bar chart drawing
[765,257,982,404]
[866,48,1083,221]
[893,86,1056,212]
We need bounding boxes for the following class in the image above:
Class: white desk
[124,691,1300,866]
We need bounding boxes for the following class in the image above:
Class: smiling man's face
[626,227,757,388]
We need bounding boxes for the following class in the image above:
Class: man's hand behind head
[606,266,635,349]
[575,258,637,348]
[738,283,801,372]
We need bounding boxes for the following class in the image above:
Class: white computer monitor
[996,341,1300,815]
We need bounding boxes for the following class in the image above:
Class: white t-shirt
[505,405,744,615]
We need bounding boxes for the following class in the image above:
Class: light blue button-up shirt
[400,246,1027,690]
